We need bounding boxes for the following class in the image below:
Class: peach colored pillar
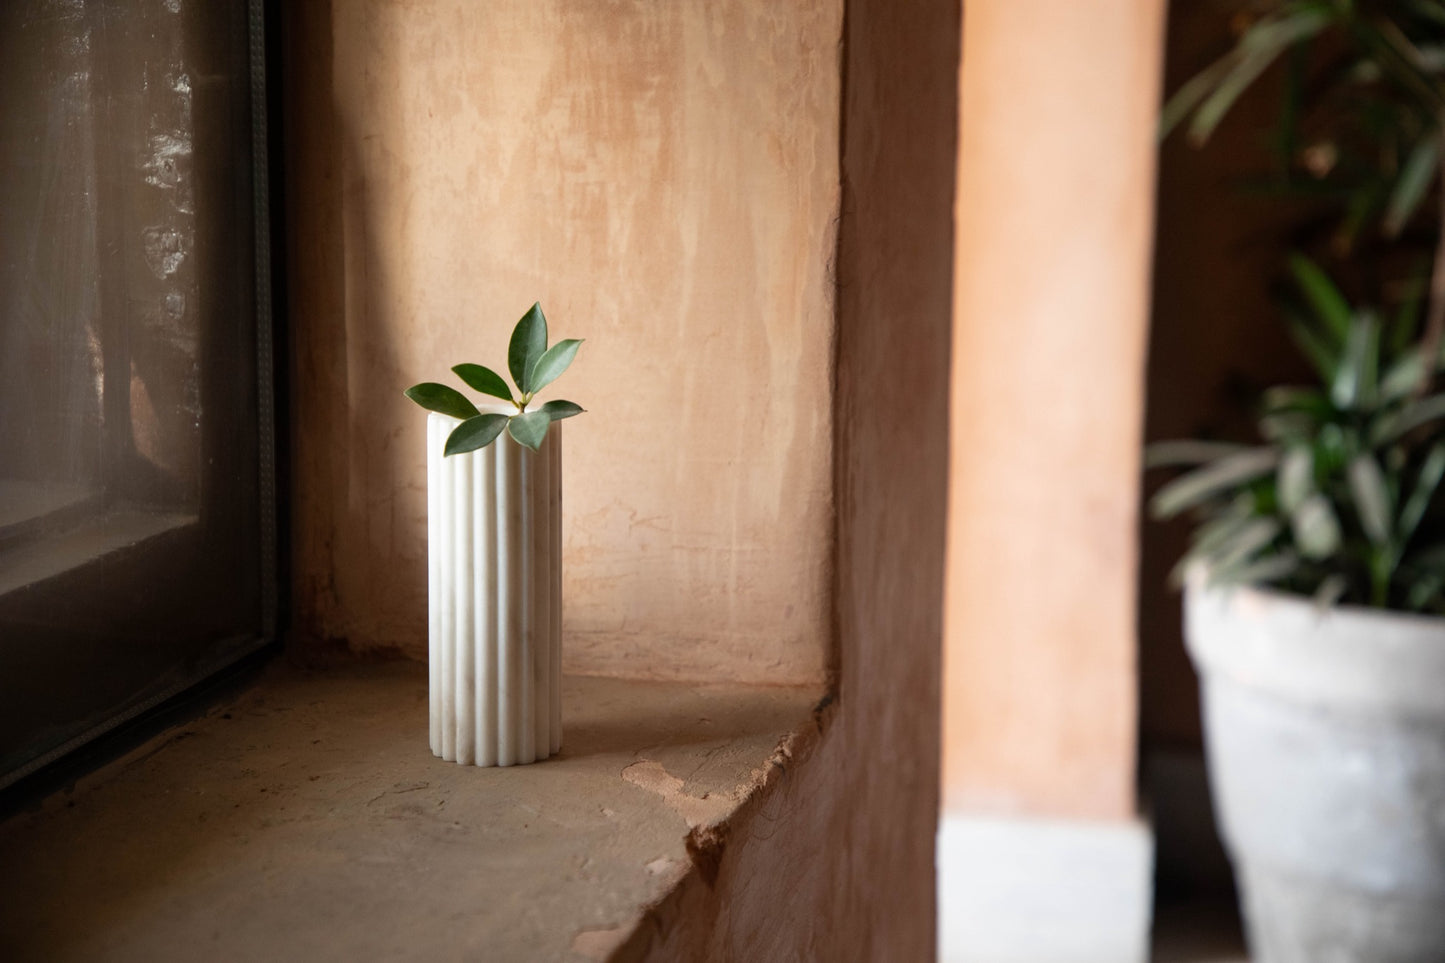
[939,1,1165,959]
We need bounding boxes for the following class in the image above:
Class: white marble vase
[427,412,562,766]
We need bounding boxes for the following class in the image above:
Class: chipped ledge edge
[589,691,838,962]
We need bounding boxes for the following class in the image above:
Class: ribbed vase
[426,411,562,766]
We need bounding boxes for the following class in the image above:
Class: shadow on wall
[288,0,410,659]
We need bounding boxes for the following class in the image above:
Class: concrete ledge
[937,810,1154,963]
[0,661,820,962]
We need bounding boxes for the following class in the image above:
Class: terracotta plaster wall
[285,1,841,682]
[943,0,1165,821]
[622,0,957,958]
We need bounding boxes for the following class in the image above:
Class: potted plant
[404,302,584,767]
[1151,3,1445,959]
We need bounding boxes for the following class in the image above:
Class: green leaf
[1259,385,1332,441]
[1388,263,1429,355]
[1331,312,1379,409]
[1291,494,1342,559]
[1182,517,1282,588]
[1210,550,1300,589]
[528,339,583,394]
[1169,493,1259,587]
[509,303,549,393]
[1356,17,1445,112]
[1189,50,1279,145]
[1408,0,1445,28]
[1191,510,1256,556]
[1288,253,1353,346]
[1380,349,1428,402]
[1212,517,1283,571]
[1278,445,1315,514]
[1407,572,1445,611]
[1348,453,1394,547]
[1399,442,1445,543]
[1420,45,1445,71]
[1409,1,1445,28]
[1174,528,1233,588]
[1160,55,1235,140]
[1144,440,1247,469]
[1262,385,1332,415]
[1260,411,1318,444]
[1313,573,1348,610]
[444,413,509,456]
[1372,392,1445,444]
[1383,136,1440,237]
[1237,6,1333,56]
[452,364,514,403]
[540,399,585,422]
[1287,313,1339,383]
[1316,422,1349,474]
[1335,181,1386,255]
[1186,9,1331,145]
[507,410,552,451]
[405,382,481,421]
[1361,313,1381,404]
[1150,448,1280,519]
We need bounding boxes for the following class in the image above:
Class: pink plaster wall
[286,0,841,683]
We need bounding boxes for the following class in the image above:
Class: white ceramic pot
[426,412,561,766]
[1184,579,1445,962]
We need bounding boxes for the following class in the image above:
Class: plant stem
[1372,550,1393,608]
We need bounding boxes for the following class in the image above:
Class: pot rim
[1185,568,1445,632]
[1183,572,1445,717]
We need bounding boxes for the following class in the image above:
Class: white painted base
[937,811,1154,963]
[427,412,562,766]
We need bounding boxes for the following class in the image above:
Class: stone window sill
[0,660,820,962]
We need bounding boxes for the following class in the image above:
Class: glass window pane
[0,0,272,787]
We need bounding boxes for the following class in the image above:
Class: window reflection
[0,0,270,789]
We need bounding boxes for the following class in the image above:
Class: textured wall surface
[625,0,957,957]
[286,0,840,683]
[943,0,1164,821]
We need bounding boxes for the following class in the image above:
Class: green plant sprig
[404,302,585,456]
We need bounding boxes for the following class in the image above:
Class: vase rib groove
[428,412,561,766]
